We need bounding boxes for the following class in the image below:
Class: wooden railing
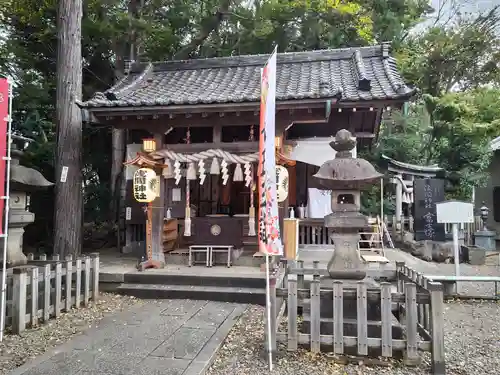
[4,253,99,334]
[298,219,333,246]
[271,261,445,374]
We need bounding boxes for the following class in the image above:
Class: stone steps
[121,270,266,289]
[117,283,266,305]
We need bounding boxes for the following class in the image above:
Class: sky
[427,0,499,24]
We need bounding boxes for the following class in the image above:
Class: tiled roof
[82,43,415,109]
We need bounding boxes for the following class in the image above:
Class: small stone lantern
[475,201,496,251]
[313,129,382,280]
[1,136,53,266]
[479,202,489,231]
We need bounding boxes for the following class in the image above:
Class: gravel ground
[0,293,145,375]
[208,263,500,375]
[436,263,500,297]
[208,302,500,375]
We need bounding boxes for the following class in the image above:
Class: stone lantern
[313,129,382,280]
[1,135,53,266]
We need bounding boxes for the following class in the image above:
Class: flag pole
[0,78,13,342]
[265,252,273,371]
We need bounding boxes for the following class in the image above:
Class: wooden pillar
[287,164,297,207]
[278,195,289,238]
[150,133,165,266]
[283,218,299,260]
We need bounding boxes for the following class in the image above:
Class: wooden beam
[213,124,222,143]
[87,98,334,116]
[283,132,375,146]
[100,108,328,131]
[373,109,383,142]
[164,141,259,154]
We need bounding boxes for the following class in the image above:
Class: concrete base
[475,230,496,251]
[467,245,486,266]
[4,227,28,266]
[138,259,165,271]
[328,233,365,280]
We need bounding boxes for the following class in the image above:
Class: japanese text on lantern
[423,211,435,239]
[133,169,147,201]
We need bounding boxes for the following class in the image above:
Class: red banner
[0,79,9,235]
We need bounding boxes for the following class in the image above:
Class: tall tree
[54,0,83,258]
[110,0,139,233]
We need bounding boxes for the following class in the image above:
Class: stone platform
[97,246,441,305]
[8,300,246,375]
[98,250,267,305]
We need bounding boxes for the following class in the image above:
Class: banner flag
[257,47,283,256]
[0,79,9,235]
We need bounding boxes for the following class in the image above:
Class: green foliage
[397,6,500,95]
[372,88,499,203]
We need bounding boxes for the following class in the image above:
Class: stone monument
[312,129,383,279]
[1,135,53,266]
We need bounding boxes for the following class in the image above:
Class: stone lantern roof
[10,135,53,192]
[313,129,382,190]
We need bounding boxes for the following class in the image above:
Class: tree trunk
[54,0,83,259]
[110,128,125,217]
[111,0,143,250]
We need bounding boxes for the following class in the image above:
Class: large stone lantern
[1,136,53,266]
[313,129,382,280]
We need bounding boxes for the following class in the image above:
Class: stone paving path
[8,300,246,375]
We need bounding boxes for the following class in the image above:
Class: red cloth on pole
[0,79,9,235]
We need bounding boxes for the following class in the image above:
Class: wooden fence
[273,261,446,375]
[4,253,99,334]
[298,218,389,247]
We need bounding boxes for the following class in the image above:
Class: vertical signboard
[0,79,9,235]
[257,47,283,256]
[413,178,445,241]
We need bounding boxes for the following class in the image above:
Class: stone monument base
[474,230,496,251]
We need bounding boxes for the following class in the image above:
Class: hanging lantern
[142,138,156,152]
[133,168,159,203]
[276,165,289,203]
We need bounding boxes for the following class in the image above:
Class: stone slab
[160,299,207,317]
[183,301,236,329]
[9,301,247,375]
[13,350,100,375]
[87,353,145,375]
[99,271,126,283]
[151,327,215,359]
[128,358,191,375]
[182,304,247,375]
[108,337,163,357]
[136,316,187,340]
